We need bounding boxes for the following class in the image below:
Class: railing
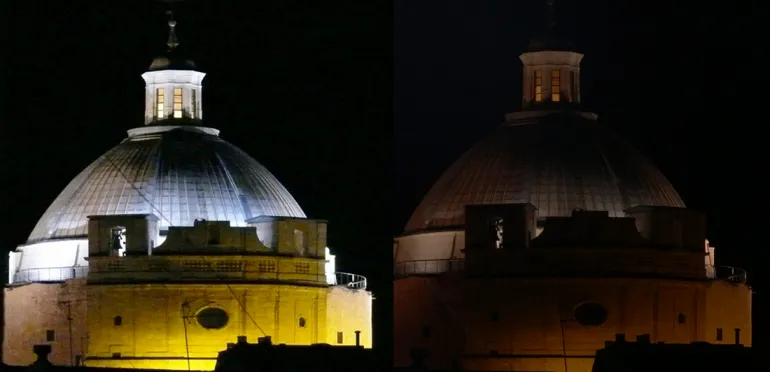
[395,259,749,284]
[11,265,368,289]
[394,259,465,278]
[12,266,89,284]
[714,265,748,284]
[333,272,368,289]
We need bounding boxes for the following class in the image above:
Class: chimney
[735,328,741,345]
[615,333,626,343]
[636,334,650,344]
[237,336,247,344]
[355,330,361,347]
[258,336,272,345]
[29,345,53,370]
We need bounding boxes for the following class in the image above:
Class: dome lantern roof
[519,0,584,110]
[142,11,205,125]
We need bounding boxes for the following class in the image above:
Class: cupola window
[173,88,183,118]
[156,88,165,118]
[534,71,543,102]
[551,70,561,102]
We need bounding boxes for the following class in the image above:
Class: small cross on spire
[545,0,556,30]
[166,10,179,50]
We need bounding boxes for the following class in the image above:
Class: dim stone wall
[3,280,88,366]
[394,276,751,372]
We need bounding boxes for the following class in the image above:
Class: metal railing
[394,259,465,278]
[11,265,368,289]
[332,272,368,289]
[714,265,748,284]
[395,259,749,284]
[12,266,89,284]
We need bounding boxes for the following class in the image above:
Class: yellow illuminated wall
[394,276,751,372]
[3,280,371,370]
[83,283,371,371]
[5,217,372,370]
[326,286,373,347]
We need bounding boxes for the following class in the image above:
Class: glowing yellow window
[551,70,561,102]
[173,88,183,118]
[534,71,543,102]
[155,88,165,118]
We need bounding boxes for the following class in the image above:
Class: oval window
[298,317,307,328]
[574,302,608,326]
[196,307,229,329]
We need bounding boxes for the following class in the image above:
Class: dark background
[0,0,391,357]
[0,0,766,364]
[395,0,766,349]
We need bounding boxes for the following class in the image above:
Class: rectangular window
[173,88,183,118]
[191,89,197,119]
[46,329,55,342]
[551,70,561,102]
[534,71,543,102]
[716,328,723,341]
[570,71,577,102]
[156,88,165,118]
[337,331,344,344]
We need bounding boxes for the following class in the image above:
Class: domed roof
[148,16,196,71]
[405,112,685,233]
[27,127,305,243]
[525,27,576,53]
[149,55,197,71]
[149,49,197,71]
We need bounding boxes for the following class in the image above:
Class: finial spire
[545,0,556,31]
[166,10,179,50]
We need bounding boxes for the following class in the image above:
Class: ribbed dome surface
[405,112,685,233]
[28,127,305,243]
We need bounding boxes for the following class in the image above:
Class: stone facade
[4,216,372,371]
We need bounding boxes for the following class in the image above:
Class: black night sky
[0,0,767,363]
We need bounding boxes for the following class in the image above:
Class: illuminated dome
[23,16,305,245]
[405,111,684,233]
[27,126,305,243]
[7,13,308,288]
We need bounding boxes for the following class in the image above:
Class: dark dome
[525,21,576,53]
[149,55,197,71]
[405,112,684,233]
[28,127,305,243]
[149,47,197,71]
